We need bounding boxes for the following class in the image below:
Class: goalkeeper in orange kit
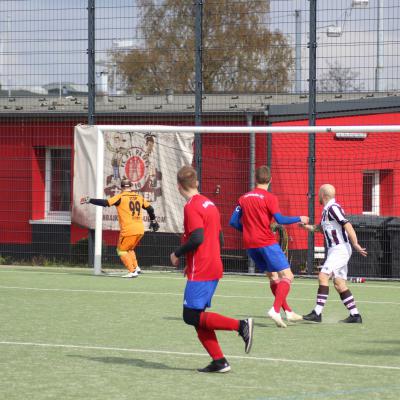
[81,178,160,278]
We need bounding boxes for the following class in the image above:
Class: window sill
[30,213,71,225]
[362,212,380,216]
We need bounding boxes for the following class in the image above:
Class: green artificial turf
[0,266,399,400]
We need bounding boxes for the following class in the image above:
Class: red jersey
[183,194,223,281]
[238,187,280,248]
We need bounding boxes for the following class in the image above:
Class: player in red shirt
[230,165,308,328]
[170,166,254,373]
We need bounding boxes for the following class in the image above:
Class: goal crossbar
[96,125,400,134]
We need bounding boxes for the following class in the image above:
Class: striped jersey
[320,198,349,248]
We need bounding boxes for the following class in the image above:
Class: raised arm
[80,196,109,207]
[273,213,309,225]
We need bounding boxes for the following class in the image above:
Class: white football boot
[122,271,139,278]
[267,307,287,328]
[285,311,303,322]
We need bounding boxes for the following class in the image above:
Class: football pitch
[0,266,399,400]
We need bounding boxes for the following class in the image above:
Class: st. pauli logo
[104,132,162,202]
[125,146,147,190]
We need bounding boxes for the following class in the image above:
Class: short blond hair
[177,165,197,190]
[319,184,336,199]
[255,165,271,184]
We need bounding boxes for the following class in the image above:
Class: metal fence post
[375,0,384,92]
[295,9,302,93]
[247,113,256,273]
[307,0,317,275]
[87,0,96,267]
[267,132,272,191]
[194,0,203,190]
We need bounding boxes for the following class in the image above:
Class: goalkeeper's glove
[149,220,160,232]
[80,196,91,204]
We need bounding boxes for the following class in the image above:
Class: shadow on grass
[164,315,281,329]
[254,321,270,328]
[68,354,194,371]
[0,266,93,276]
[236,314,308,329]
[163,316,182,322]
[368,339,400,345]
[347,339,400,356]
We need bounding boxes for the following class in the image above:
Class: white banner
[72,125,194,233]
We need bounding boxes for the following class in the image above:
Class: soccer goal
[72,124,400,279]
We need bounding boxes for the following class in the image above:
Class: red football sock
[199,312,240,331]
[273,278,291,313]
[196,326,224,360]
[270,279,292,312]
[270,279,279,296]
[282,299,292,312]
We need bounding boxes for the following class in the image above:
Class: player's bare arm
[299,216,309,224]
[170,252,180,267]
[299,223,322,233]
[344,222,367,257]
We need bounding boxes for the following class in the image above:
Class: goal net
[72,124,400,280]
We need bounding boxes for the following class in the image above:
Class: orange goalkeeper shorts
[117,234,144,252]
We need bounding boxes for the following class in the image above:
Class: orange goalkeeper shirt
[107,191,150,236]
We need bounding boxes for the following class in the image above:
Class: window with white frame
[362,171,380,215]
[45,148,71,221]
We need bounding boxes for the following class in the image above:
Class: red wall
[272,113,400,248]
[0,113,399,251]
[0,120,79,243]
[0,144,32,243]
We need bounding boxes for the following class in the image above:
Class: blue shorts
[248,243,289,273]
[183,280,219,310]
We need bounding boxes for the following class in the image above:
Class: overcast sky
[0,0,398,93]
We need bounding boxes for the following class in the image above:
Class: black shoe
[197,357,231,373]
[238,318,254,354]
[303,310,322,323]
[340,314,362,324]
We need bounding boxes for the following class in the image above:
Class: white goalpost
[74,124,400,275]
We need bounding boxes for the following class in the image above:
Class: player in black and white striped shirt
[301,184,367,323]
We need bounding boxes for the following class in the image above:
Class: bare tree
[318,60,364,93]
[113,0,293,94]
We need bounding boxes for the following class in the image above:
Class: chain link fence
[0,0,399,278]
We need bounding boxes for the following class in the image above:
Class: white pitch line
[101,272,400,290]
[0,270,72,276]
[0,340,399,371]
[142,274,400,290]
[0,285,399,305]
[0,285,182,297]
[1,268,400,289]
